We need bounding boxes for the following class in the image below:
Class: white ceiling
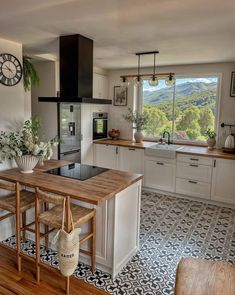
[1,0,235,69]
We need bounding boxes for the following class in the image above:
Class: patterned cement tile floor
[2,190,235,295]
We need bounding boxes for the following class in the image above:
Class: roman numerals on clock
[0,53,23,86]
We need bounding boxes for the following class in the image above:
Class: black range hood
[39,34,111,104]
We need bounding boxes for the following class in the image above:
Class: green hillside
[143,81,217,141]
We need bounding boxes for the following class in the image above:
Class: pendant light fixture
[134,54,143,86]
[120,76,130,88]
[165,72,175,86]
[148,51,159,86]
[120,51,175,87]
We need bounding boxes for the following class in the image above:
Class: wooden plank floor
[0,247,108,295]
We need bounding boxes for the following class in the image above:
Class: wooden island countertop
[0,160,143,205]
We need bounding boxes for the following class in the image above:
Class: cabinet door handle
[156,162,164,165]
[116,147,119,154]
[190,158,199,161]
[128,148,136,151]
[189,164,198,167]
[188,180,198,184]
[213,159,216,167]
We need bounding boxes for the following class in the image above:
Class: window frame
[140,73,222,145]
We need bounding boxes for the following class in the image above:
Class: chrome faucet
[163,131,171,145]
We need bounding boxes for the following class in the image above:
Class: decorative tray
[222,147,235,154]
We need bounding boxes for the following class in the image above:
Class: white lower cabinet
[176,154,213,199]
[119,147,144,174]
[94,144,119,169]
[211,158,235,204]
[176,178,211,199]
[144,157,176,192]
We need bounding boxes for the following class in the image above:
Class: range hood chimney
[39,34,111,104]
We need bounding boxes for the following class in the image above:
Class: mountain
[144,81,217,105]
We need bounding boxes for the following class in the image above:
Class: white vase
[134,131,144,143]
[15,155,39,173]
[207,138,216,150]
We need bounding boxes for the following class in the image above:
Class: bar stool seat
[0,190,35,213]
[0,180,36,272]
[35,188,96,295]
[38,203,94,229]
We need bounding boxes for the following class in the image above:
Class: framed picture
[113,86,127,106]
[230,72,235,97]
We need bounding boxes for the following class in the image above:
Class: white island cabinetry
[75,180,142,277]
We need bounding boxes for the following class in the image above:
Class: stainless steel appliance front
[59,103,81,162]
[93,112,108,140]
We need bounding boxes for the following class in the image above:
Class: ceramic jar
[134,131,144,143]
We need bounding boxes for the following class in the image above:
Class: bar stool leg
[16,183,21,272]
[35,196,40,283]
[91,213,96,272]
[66,276,70,295]
[22,211,26,242]
[44,202,49,248]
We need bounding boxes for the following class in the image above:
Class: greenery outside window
[142,75,220,143]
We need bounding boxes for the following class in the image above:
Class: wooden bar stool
[0,180,35,272]
[35,188,96,295]
[174,258,235,295]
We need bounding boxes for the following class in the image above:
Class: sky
[143,76,218,92]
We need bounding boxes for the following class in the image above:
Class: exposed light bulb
[165,74,175,86]
[120,77,130,87]
[134,76,143,86]
[148,76,159,87]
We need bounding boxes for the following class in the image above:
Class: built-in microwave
[93,112,108,140]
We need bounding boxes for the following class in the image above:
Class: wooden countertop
[0,160,143,205]
[94,139,156,149]
[94,139,235,160]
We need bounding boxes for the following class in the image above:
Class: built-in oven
[93,112,108,140]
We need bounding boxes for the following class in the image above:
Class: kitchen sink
[145,143,184,158]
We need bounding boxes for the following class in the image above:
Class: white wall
[0,38,27,240]
[107,62,235,146]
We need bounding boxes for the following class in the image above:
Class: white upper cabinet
[211,158,235,204]
[119,147,144,174]
[93,73,108,99]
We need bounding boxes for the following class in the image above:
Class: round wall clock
[0,53,23,86]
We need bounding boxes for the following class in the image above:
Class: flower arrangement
[0,117,59,163]
[123,108,149,131]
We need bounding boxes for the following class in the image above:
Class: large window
[142,75,219,143]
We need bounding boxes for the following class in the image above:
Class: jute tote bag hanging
[53,199,81,277]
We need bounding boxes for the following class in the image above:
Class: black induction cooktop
[46,163,108,181]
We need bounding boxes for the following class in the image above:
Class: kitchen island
[0,160,143,277]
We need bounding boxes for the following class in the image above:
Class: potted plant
[123,108,148,143]
[23,55,40,91]
[0,117,59,173]
[205,128,216,150]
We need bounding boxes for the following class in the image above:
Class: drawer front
[176,178,211,199]
[176,162,212,183]
[177,154,213,166]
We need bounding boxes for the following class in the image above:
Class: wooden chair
[174,258,235,295]
[35,188,96,295]
[0,180,35,272]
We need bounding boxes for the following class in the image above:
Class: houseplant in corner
[23,55,40,91]
[0,117,58,173]
[205,128,216,149]
[123,108,148,143]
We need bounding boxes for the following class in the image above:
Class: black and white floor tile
[2,191,235,294]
